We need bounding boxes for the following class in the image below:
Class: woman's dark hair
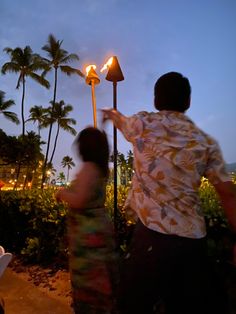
[75,126,109,177]
[154,72,191,112]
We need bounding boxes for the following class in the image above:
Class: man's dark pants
[117,220,228,314]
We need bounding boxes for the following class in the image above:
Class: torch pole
[102,55,124,242]
[113,82,118,234]
[91,80,97,128]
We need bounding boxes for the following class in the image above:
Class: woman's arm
[56,162,99,209]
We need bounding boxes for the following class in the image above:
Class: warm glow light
[100,57,113,72]
[86,64,97,76]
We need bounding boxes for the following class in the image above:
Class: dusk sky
[0,0,236,179]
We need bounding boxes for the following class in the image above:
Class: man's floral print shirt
[120,110,230,238]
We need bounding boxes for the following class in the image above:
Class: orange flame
[85,64,97,76]
[100,57,113,72]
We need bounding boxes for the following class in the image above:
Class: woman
[56,127,117,314]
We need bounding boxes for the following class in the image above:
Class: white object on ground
[0,246,12,278]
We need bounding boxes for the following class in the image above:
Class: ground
[8,255,236,314]
[9,256,72,308]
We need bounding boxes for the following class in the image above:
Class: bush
[0,188,68,264]
[0,178,235,264]
[199,177,235,261]
[0,190,28,253]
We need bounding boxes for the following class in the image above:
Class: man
[102,72,236,314]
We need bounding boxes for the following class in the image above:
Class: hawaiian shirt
[120,110,230,238]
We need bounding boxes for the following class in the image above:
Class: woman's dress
[67,177,117,313]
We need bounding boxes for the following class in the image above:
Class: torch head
[85,66,100,85]
[104,56,124,82]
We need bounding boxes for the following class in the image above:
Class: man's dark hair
[154,72,191,112]
[75,126,109,177]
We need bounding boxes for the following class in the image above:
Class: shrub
[0,178,235,264]
[0,190,28,253]
[0,188,68,264]
[199,177,235,261]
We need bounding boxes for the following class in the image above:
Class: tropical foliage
[1,46,49,136]
[57,172,66,185]
[40,34,83,187]
[0,90,19,125]
[41,100,77,165]
[0,34,84,187]
[0,178,235,264]
[27,105,47,136]
[0,129,43,189]
[0,188,68,263]
[61,155,75,182]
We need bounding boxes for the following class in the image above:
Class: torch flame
[86,64,97,76]
[100,57,113,72]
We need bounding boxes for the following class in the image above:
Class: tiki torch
[101,56,124,233]
[85,65,100,128]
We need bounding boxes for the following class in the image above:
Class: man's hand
[101,108,126,130]
[101,108,116,123]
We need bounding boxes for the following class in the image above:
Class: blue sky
[0,0,236,178]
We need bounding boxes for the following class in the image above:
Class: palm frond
[0,112,20,124]
[61,117,76,125]
[29,73,50,89]
[42,34,63,59]
[3,47,13,54]
[0,99,15,110]
[60,65,85,77]
[1,62,20,74]
[29,55,50,72]
[60,53,79,64]
[62,104,73,112]
[60,123,77,136]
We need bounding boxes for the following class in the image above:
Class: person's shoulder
[186,115,219,145]
[133,111,158,121]
[74,162,100,181]
[196,126,218,146]
[72,162,102,189]
[82,162,100,174]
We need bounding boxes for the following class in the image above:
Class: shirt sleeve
[119,111,146,143]
[204,139,231,185]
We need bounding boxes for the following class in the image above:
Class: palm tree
[117,152,127,185]
[41,34,84,186]
[126,150,134,183]
[1,46,50,136]
[13,131,43,189]
[57,172,66,186]
[26,105,47,136]
[41,100,77,165]
[0,90,20,125]
[45,162,57,184]
[61,155,75,182]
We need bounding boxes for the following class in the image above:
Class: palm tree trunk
[21,77,26,137]
[41,68,58,188]
[67,167,69,182]
[14,162,21,190]
[49,122,60,165]
[38,123,40,137]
